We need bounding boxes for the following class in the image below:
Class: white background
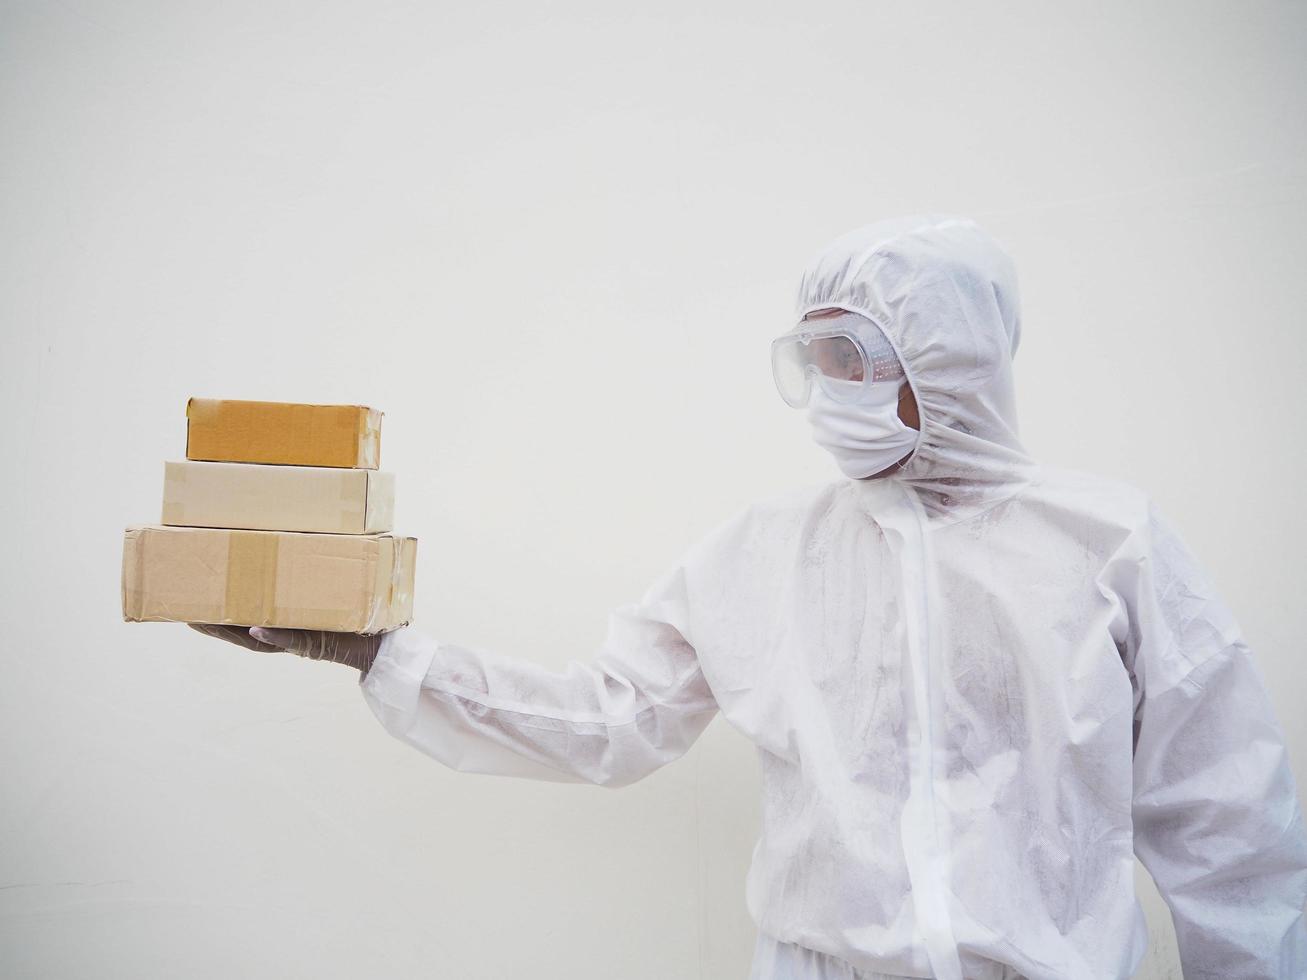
[2,2,1305,977]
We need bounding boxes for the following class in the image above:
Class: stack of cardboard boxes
[122,398,418,634]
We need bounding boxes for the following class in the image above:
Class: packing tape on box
[360,409,382,468]
[225,531,280,625]
[361,535,405,634]
[186,398,218,423]
[341,471,365,517]
[121,527,143,619]
[161,463,184,525]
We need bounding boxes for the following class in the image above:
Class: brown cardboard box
[162,460,395,534]
[185,398,382,468]
[122,525,417,633]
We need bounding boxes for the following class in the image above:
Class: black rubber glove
[188,624,383,674]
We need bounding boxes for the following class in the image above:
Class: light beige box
[162,460,394,534]
[122,525,417,633]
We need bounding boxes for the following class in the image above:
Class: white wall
[2,2,1304,977]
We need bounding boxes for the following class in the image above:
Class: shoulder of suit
[745,478,843,517]
[1025,463,1152,529]
[685,479,843,552]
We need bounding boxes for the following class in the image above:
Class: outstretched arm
[356,561,719,788]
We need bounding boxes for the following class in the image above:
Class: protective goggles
[771,311,905,409]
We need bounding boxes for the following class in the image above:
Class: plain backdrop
[2,2,1305,978]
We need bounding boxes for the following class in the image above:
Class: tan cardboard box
[162,460,394,534]
[185,398,382,468]
[122,525,417,633]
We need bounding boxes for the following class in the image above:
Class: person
[194,215,1307,979]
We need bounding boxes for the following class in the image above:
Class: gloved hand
[187,624,384,674]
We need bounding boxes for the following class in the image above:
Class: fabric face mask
[806,378,919,479]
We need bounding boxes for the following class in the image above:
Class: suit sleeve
[1114,499,1307,978]
[357,560,719,788]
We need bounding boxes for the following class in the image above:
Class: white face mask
[806,378,919,479]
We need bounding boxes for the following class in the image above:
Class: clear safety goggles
[771,310,906,409]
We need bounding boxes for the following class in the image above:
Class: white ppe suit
[360,216,1307,979]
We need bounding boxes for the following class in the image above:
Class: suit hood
[796,215,1038,523]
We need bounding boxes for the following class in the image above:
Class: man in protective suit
[197,215,1307,979]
